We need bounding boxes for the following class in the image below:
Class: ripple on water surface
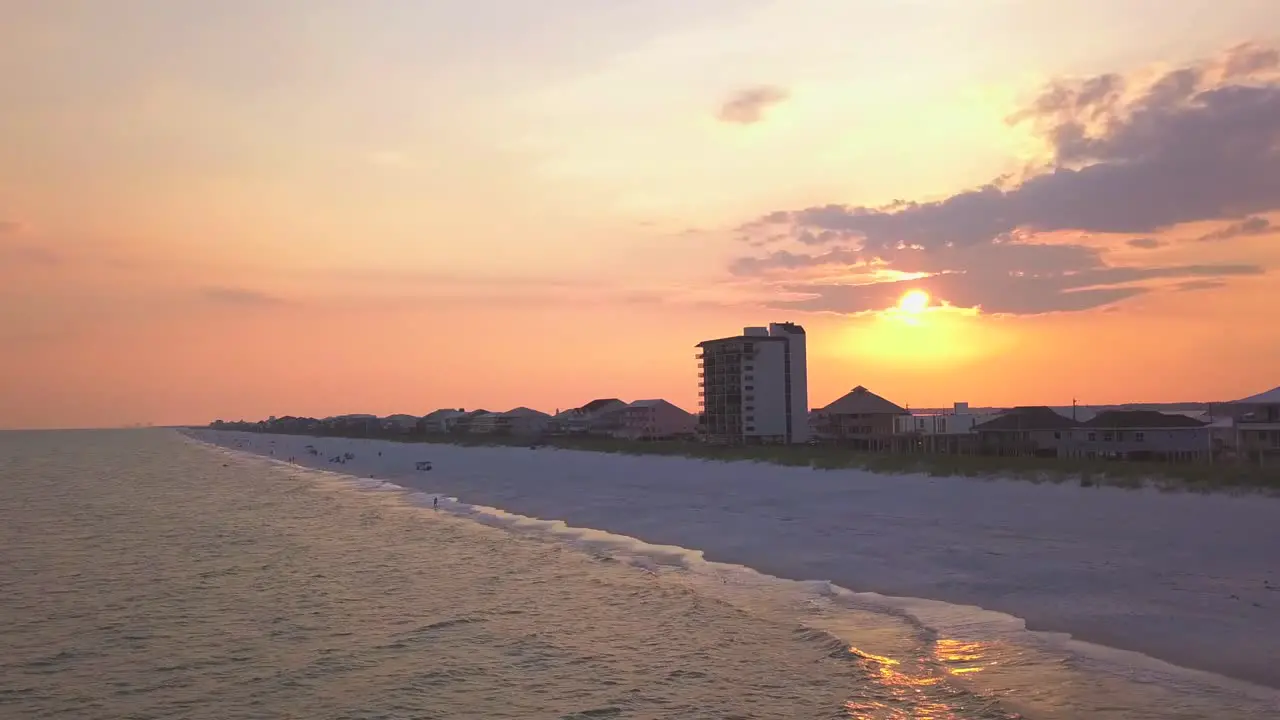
[1,430,1018,719]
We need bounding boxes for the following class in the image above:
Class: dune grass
[387,432,1280,494]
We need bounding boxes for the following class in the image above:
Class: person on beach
[433,497,438,509]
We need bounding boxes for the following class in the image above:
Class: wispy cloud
[200,286,285,306]
[1126,237,1164,249]
[730,43,1280,315]
[716,85,790,125]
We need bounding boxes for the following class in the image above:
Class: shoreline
[193,428,1280,693]
[207,427,1280,494]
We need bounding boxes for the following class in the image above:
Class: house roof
[974,406,1079,431]
[422,408,465,420]
[1233,385,1280,404]
[820,386,908,415]
[503,406,551,418]
[629,399,693,414]
[580,398,624,413]
[1084,410,1207,429]
[629,399,665,408]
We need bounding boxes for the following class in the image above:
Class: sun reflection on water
[841,642,1017,720]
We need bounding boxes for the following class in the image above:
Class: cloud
[0,243,60,266]
[778,263,1261,316]
[0,220,61,265]
[1196,216,1273,242]
[200,286,285,305]
[1174,279,1228,292]
[732,43,1279,315]
[1126,237,1163,249]
[716,85,789,124]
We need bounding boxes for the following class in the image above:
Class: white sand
[191,430,1280,699]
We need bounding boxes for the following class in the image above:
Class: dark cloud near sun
[1196,216,1273,242]
[732,43,1279,315]
[717,85,790,124]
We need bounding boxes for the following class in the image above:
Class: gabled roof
[629,399,694,414]
[580,398,624,414]
[1233,386,1280,404]
[820,386,909,415]
[974,406,1079,431]
[503,406,551,418]
[629,399,668,408]
[556,399,626,418]
[1084,410,1207,429]
[421,408,466,421]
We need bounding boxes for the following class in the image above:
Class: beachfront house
[613,399,697,441]
[550,398,628,435]
[973,406,1077,457]
[322,413,380,437]
[891,402,994,454]
[418,408,467,434]
[380,414,421,434]
[1230,386,1280,464]
[1059,410,1214,462]
[812,386,909,450]
[492,407,553,437]
[456,410,494,434]
[697,322,809,445]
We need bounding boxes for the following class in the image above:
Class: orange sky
[2,2,1279,429]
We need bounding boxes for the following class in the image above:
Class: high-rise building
[696,322,808,444]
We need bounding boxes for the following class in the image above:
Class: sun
[898,289,930,314]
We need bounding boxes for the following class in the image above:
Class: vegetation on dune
[211,426,1280,494]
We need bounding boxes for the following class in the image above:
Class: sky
[2,0,1280,429]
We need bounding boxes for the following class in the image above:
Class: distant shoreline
[202,427,1280,495]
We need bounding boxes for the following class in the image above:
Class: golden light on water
[843,647,958,720]
[933,638,992,676]
[841,640,1006,719]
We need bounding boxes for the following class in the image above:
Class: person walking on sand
[433,496,438,509]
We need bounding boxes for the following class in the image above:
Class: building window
[1135,432,1145,442]
[1103,432,1114,442]
[745,395,754,401]
[746,415,755,422]
[743,343,754,352]
[745,425,755,432]
[1054,432,1061,439]
[745,405,754,411]
[744,365,753,371]
[744,385,754,391]
[744,374,754,381]
[1087,432,1096,441]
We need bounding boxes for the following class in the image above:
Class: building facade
[696,322,808,444]
[813,385,908,450]
[614,399,697,440]
[1231,387,1280,464]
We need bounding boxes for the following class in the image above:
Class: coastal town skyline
[3,2,1280,430]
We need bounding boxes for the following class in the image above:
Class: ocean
[1,430,1276,719]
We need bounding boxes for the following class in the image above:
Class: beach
[189,428,1280,717]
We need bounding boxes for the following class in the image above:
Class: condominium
[696,322,808,444]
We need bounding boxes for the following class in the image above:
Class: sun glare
[899,290,930,314]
